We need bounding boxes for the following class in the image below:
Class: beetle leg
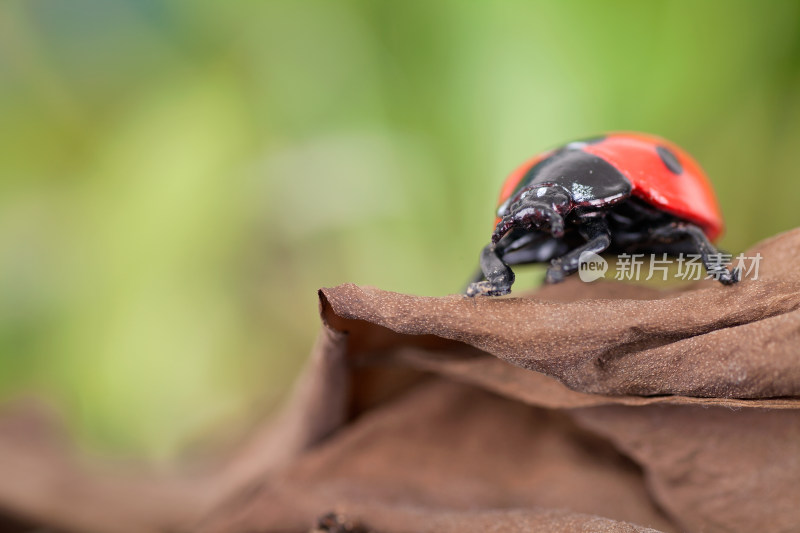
[464,231,566,294]
[465,242,516,297]
[648,222,740,285]
[546,216,611,283]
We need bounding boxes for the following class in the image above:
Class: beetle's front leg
[466,242,515,297]
[546,216,611,283]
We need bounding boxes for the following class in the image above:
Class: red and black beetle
[466,132,739,297]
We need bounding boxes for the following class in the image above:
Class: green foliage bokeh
[1,0,799,459]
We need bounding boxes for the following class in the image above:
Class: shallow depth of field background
[1,1,799,460]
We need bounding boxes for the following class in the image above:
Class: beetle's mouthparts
[492,199,567,243]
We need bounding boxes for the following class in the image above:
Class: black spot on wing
[656,145,683,174]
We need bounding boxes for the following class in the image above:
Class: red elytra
[495,132,723,241]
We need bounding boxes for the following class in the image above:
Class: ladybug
[466,132,740,297]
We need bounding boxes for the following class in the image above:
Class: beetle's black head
[497,183,573,219]
[493,184,573,243]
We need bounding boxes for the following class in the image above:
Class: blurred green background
[1,0,799,461]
